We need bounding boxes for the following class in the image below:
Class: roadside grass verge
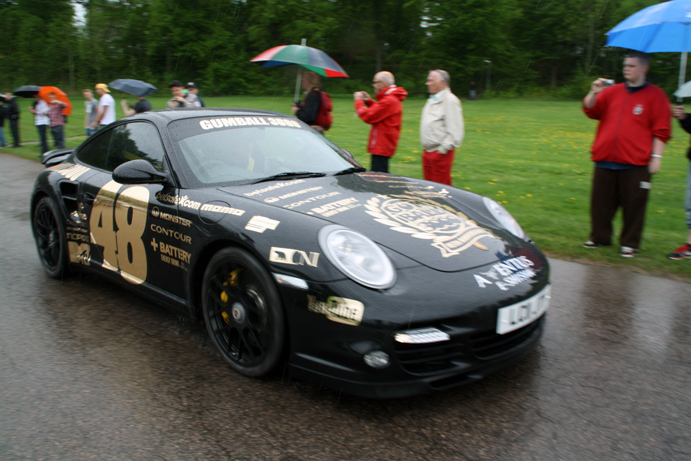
[5,95,690,280]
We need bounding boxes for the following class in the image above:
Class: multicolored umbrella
[251,44,348,78]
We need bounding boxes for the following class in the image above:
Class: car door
[76,122,187,302]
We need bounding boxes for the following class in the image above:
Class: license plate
[496,285,551,335]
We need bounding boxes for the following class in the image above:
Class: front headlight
[318,225,396,289]
[482,197,526,240]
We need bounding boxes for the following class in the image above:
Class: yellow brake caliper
[220,268,242,324]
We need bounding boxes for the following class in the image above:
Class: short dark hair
[170,80,183,88]
[627,50,650,67]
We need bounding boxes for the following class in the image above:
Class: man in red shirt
[582,51,671,258]
[354,71,408,173]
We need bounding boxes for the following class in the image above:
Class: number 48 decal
[90,180,150,285]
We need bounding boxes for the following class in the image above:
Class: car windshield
[169,115,359,187]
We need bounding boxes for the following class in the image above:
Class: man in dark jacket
[353,71,408,173]
[292,71,326,133]
[4,93,20,147]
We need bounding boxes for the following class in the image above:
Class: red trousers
[590,166,651,249]
[423,149,455,185]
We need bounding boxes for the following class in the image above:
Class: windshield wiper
[334,167,367,176]
[253,171,326,184]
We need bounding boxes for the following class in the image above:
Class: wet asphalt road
[1,153,690,460]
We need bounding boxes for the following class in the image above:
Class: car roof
[125,108,291,124]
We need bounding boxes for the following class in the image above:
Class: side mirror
[113,159,167,184]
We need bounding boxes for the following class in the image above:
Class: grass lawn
[4,95,690,281]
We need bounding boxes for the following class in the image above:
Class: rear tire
[201,247,285,377]
[32,197,68,278]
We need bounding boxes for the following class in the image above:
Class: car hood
[224,172,535,272]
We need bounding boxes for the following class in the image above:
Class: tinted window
[76,127,113,170]
[107,122,166,171]
[169,116,356,186]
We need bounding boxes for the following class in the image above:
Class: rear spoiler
[41,148,75,168]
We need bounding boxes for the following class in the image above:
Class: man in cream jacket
[420,69,464,185]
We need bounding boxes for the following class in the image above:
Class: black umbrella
[108,79,158,97]
[13,85,41,98]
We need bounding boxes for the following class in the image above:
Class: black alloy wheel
[32,197,67,278]
[202,247,285,377]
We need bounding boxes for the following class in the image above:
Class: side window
[76,128,113,170]
[106,122,166,172]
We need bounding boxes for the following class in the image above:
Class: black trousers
[589,165,651,249]
[10,118,20,147]
[371,154,390,173]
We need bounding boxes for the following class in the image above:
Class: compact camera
[602,79,615,87]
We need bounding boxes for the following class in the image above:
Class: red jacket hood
[376,85,408,102]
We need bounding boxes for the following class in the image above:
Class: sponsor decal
[307,295,365,326]
[149,224,192,245]
[365,195,499,257]
[284,191,340,209]
[51,164,90,181]
[244,179,306,197]
[151,206,192,227]
[67,231,90,242]
[150,238,190,270]
[68,241,90,266]
[310,197,361,217]
[199,117,302,130]
[473,256,536,291]
[269,247,319,267]
[200,203,245,216]
[155,192,201,210]
[245,216,280,233]
[264,186,323,203]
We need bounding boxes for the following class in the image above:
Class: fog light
[364,350,390,369]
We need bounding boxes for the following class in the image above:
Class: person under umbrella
[29,94,49,154]
[121,94,152,116]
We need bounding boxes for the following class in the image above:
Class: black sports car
[31,108,550,398]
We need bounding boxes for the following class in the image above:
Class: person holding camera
[582,51,671,258]
[353,71,408,173]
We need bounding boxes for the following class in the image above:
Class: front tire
[201,247,285,377]
[32,196,68,278]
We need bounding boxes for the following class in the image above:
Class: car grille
[394,316,544,375]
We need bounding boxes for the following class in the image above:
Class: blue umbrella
[108,79,158,97]
[606,0,691,98]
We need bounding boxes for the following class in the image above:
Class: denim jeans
[0,126,5,147]
[51,125,65,149]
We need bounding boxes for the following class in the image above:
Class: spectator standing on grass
[187,82,205,107]
[420,69,464,186]
[121,95,152,116]
[167,80,201,109]
[353,71,408,173]
[668,105,691,260]
[30,94,49,154]
[582,51,671,258]
[92,83,116,129]
[83,89,98,136]
[46,92,67,149]
[0,98,7,147]
[5,93,20,147]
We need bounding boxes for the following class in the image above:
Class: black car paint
[31,108,550,398]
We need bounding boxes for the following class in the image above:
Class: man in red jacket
[582,51,671,258]
[354,71,408,173]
